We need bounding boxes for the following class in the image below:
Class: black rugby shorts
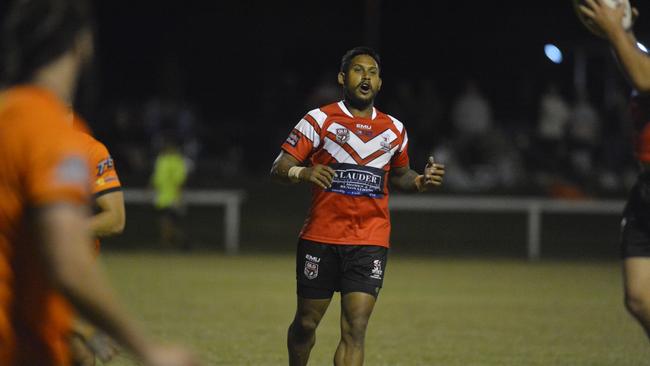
[295,238,388,299]
[621,180,650,258]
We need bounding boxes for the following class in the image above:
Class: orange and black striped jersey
[281,101,410,248]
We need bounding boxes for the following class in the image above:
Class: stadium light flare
[544,44,563,64]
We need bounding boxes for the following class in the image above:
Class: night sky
[88,0,650,172]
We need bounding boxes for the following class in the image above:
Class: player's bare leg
[624,258,650,340]
[288,296,332,366]
[334,292,376,366]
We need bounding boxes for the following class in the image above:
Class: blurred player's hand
[85,330,119,362]
[300,164,336,189]
[143,345,200,366]
[578,0,630,38]
[415,156,444,192]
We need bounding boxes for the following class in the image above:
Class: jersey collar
[337,101,377,120]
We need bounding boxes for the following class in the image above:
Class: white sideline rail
[123,189,246,254]
[389,195,626,260]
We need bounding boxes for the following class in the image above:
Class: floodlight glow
[544,44,563,64]
[637,42,648,53]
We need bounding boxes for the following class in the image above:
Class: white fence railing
[390,195,625,260]
[123,189,246,254]
[123,189,624,259]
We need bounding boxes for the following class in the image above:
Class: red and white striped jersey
[281,101,410,247]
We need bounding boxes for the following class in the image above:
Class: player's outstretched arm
[90,191,125,238]
[34,204,199,366]
[270,151,335,189]
[390,156,445,193]
[580,1,650,92]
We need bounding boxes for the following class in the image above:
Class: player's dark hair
[0,0,94,85]
[340,46,381,74]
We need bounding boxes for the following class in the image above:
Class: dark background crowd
[73,1,650,198]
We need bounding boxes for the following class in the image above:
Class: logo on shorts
[304,261,319,280]
[370,259,383,280]
[336,128,350,144]
[305,254,321,263]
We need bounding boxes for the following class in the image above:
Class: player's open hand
[415,156,444,192]
[300,164,336,189]
[85,330,119,362]
[579,0,628,38]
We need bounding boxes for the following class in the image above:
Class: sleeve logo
[286,132,300,147]
[96,157,114,176]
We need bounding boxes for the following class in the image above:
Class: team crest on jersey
[336,128,350,144]
[370,260,383,280]
[304,260,319,280]
[380,134,392,152]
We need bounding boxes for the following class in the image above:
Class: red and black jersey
[629,92,650,163]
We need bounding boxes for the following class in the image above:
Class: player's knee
[292,315,319,336]
[625,288,650,320]
[342,317,368,344]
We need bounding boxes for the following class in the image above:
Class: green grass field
[100,253,649,366]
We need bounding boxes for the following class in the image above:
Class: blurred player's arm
[390,156,444,192]
[270,151,335,189]
[90,190,125,237]
[35,204,198,366]
[579,2,650,92]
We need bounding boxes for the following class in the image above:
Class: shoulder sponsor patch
[325,163,386,198]
[286,131,300,147]
[96,157,114,176]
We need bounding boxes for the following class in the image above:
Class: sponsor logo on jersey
[326,163,385,198]
[356,123,372,130]
[370,259,383,280]
[96,157,114,176]
[286,132,300,147]
[336,128,350,144]
[356,129,373,137]
[304,261,319,279]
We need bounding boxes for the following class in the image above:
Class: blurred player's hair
[340,46,381,74]
[0,0,94,85]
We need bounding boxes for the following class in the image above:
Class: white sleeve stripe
[296,119,320,147]
[308,108,328,128]
[400,131,409,152]
[388,115,405,134]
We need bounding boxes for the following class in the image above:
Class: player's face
[338,54,382,108]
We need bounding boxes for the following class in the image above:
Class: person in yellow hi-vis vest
[151,136,188,249]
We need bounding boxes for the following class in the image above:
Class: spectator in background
[437,79,525,192]
[537,83,570,148]
[567,91,602,185]
[451,79,493,139]
[151,134,188,250]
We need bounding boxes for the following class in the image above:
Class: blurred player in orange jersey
[0,1,198,365]
[579,0,650,342]
[68,117,125,365]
